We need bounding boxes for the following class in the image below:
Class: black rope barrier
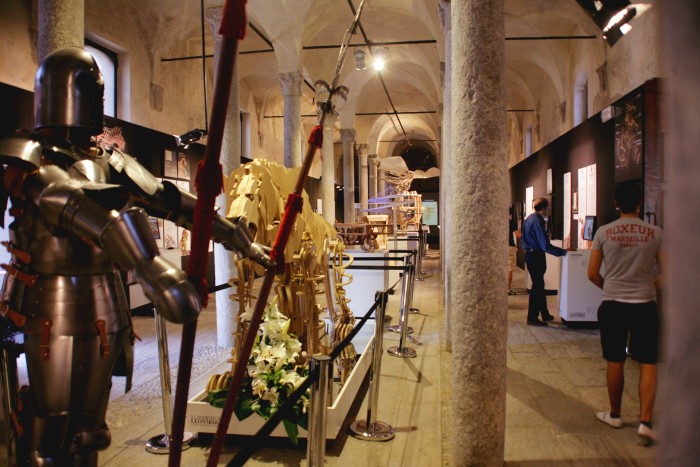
[224,268,406,465]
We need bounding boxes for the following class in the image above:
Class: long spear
[205,1,366,464]
[168,1,248,465]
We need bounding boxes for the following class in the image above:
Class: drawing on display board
[614,93,643,182]
[164,150,178,178]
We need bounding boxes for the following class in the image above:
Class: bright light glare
[373,57,385,71]
[604,7,632,32]
[620,23,632,34]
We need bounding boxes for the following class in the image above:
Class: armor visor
[34,48,105,136]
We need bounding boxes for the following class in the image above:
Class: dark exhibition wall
[0,82,216,297]
[509,79,659,251]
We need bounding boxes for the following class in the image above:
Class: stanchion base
[388,325,413,334]
[145,432,196,454]
[348,420,395,441]
[409,307,420,314]
[387,346,417,358]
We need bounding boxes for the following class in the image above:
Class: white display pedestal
[186,324,374,439]
[343,249,389,316]
[558,250,603,325]
[525,239,563,292]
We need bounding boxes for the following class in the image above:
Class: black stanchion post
[349,292,395,440]
[307,354,331,465]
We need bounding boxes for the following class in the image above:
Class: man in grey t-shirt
[588,181,664,446]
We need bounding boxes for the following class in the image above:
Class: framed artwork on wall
[164,150,177,178]
[614,93,643,182]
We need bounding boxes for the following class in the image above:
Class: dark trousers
[525,250,549,322]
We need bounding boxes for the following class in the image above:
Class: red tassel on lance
[219,0,247,40]
[308,125,323,147]
[194,160,224,200]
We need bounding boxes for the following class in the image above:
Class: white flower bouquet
[207,303,310,444]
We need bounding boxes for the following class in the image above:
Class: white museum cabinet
[558,249,603,323]
[525,239,563,292]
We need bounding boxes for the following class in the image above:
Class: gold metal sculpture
[323,238,357,386]
[207,160,338,392]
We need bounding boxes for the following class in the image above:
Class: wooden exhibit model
[206,160,340,393]
[323,238,357,386]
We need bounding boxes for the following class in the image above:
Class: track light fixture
[176,128,207,149]
[354,47,367,70]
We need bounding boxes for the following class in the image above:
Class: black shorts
[597,300,659,364]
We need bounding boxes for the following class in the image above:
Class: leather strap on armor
[95,320,110,359]
[1,241,32,263]
[39,320,52,360]
[0,264,37,287]
[0,303,27,328]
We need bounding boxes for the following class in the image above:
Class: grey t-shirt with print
[591,217,662,302]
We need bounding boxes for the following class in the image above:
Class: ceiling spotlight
[602,6,636,45]
[372,46,386,71]
[354,47,366,70]
[176,128,207,149]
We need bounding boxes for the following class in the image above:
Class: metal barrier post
[307,354,331,465]
[389,256,414,335]
[388,263,417,358]
[408,249,420,314]
[146,313,195,454]
[349,292,395,440]
[416,229,425,280]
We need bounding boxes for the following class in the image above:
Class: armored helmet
[34,47,105,135]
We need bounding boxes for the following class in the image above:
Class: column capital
[340,128,356,143]
[439,1,451,34]
[279,71,303,96]
[356,143,369,155]
[205,6,223,34]
[322,111,338,128]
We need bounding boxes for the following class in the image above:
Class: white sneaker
[596,411,623,428]
[637,423,657,446]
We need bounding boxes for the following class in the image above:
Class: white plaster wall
[0,0,37,91]
[607,6,661,103]
[538,88,563,148]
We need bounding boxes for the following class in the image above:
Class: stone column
[377,166,386,197]
[358,144,369,215]
[279,71,303,168]
[207,7,242,347]
[340,129,356,223]
[660,1,700,464]
[38,0,84,59]
[321,112,337,224]
[439,0,453,352]
[368,154,378,200]
[449,1,507,465]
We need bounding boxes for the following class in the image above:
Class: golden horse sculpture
[207,160,339,392]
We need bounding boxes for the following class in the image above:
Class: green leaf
[297,412,309,431]
[235,395,254,421]
[282,419,299,446]
[207,388,229,408]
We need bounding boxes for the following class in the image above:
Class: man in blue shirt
[521,198,567,326]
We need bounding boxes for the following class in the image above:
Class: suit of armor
[0,48,272,466]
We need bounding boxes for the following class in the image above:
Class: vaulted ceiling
[110,0,614,165]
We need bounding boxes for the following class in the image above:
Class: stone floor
[95,251,659,466]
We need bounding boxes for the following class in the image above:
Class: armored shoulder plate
[106,146,160,196]
[0,136,43,170]
[0,133,87,171]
